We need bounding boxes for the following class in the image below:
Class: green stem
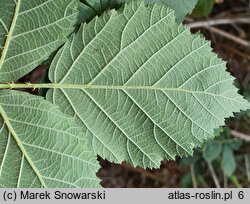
[0,82,245,99]
[0,83,63,90]
[207,161,221,188]
[245,154,250,182]
[0,82,208,90]
[190,164,198,188]
[229,175,242,188]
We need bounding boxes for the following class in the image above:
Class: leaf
[192,0,214,17]
[78,2,97,24]
[46,0,250,169]
[202,140,222,162]
[227,139,242,151]
[181,172,193,187]
[0,0,79,82]
[81,0,132,20]
[81,0,198,22]
[83,0,130,13]
[221,145,236,176]
[181,152,200,165]
[145,0,199,22]
[79,0,129,24]
[0,90,100,188]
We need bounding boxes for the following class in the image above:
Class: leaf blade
[0,0,79,82]
[47,1,250,168]
[0,90,100,188]
[202,140,222,162]
[222,145,236,177]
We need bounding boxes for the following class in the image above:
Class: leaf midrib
[0,0,21,71]
[0,105,47,188]
[0,83,244,104]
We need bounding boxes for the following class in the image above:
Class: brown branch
[188,17,250,28]
[185,18,250,48]
[208,27,249,47]
[216,42,250,60]
[231,130,250,142]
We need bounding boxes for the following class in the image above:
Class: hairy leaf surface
[47,1,249,168]
[0,90,100,187]
[0,0,79,82]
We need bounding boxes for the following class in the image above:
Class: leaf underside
[46,1,250,168]
[0,0,79,82]
[0,0,249,189]
[0,90,100,188]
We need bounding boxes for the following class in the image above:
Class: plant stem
[190,164,197,188]
[188,17,250,28]
[231,130,250,142]
[223,173,228,188]
[204,27,250,47]
[186,18,250,48]
[207,161,221,188]
[229,175,242,188]
[0,83,234,94]
[245,154,250,182]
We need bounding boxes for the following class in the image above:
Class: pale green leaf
[47,1,249,168]
[145,0,199,22]
[0,0,79,82]
[221,145,236,176]
[82,0,198,22]
[0,90,100,187]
